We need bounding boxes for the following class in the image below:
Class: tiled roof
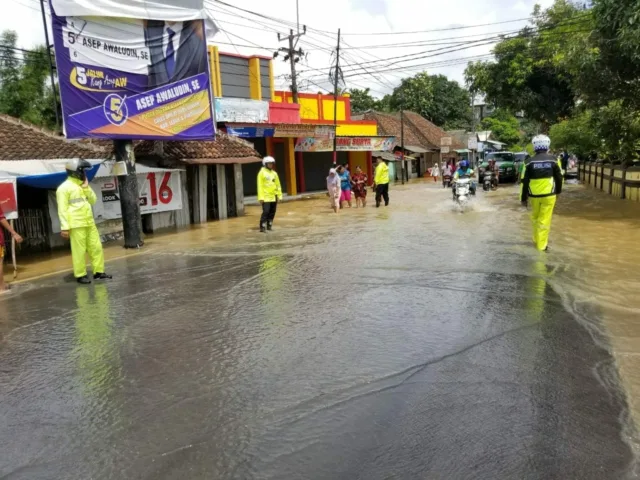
[363,111,431,150]
[403,111,465,150]
[135,133,261,164]
[363,111,465,151]
[0,114,110,160]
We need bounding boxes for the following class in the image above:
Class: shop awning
[404,145,430,153]
[372,151,397,162]
[454,149,470,154]
[0,159,103,189]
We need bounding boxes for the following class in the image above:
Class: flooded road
[1,181,639,479]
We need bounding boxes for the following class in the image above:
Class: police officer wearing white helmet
[56,159,112,283]
[257,156,282,232]
[520,134,564,251]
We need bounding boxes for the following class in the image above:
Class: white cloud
[5,0,555,99]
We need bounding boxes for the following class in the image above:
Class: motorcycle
[453,176,472,207]
[483,170,497,191]
[443,174,452,188]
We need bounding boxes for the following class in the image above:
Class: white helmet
[532,134,551,152]
[262,156,276,166]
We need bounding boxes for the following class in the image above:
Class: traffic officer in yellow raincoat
[57,159,112,284]
[520,135,564,251]
[257,156,282,232]
[373,155,390,207]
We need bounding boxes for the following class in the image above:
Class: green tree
[388,72,471,129]
[549,109,600,159]
[348,88,378,113]
[0,30,59,130]
[464,1,590,128]
[479,109,521,147]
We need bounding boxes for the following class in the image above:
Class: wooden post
[284,137,297,196]
[233,164,244,216]
[621,166,627,200]
[216,164,228,220]
[296,152,305,193]
[193,165,208,224]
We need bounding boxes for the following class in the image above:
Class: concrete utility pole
[277,27,306,103]
[400,110,405,185]
[38,0,60,132]
[113,140,144,248]
[332,28,341,164]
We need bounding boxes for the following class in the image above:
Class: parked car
[478,152,519,183]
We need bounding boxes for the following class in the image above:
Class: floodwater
[1,180,640,479]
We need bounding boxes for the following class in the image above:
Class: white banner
[51,0,208,21]
[49,170,182,232]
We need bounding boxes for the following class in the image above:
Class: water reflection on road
[0,181,639,479]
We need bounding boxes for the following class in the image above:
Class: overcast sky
[5,0,554,98]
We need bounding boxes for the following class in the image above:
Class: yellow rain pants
[529,196,557,251]
[70,225,105,278]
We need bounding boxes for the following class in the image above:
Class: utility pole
[470,91,477,168]
[400,109,405,185]
[277,27,306,103]
[332,28,341,164]
[39,0,60,132]
[113,141,143,248]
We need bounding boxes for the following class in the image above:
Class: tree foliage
[465,1,589,128]
[348,73,471,129]
[479,109,521,147]
[388,73,471,129]
[464,0,640,160]
[0,30,59,131]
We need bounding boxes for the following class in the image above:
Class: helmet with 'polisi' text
[532,134,551,152]
[262,156,276,166]
[65,159,92,181]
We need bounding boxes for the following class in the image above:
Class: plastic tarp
[50,0,207,21]
[0,159,103,189]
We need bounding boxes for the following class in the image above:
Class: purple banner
[50,4,215,140]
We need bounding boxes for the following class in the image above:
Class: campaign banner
[0,178,18,220]
[49,170,183,232]
[295,136,396,152]
[50,7,214,140]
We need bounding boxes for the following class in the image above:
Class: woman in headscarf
[431,162,440,183]
[326,168,341,213]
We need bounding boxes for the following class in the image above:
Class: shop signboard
[50,6,214,140]
[468,136,478,150]
[0,178,18,220]
[295,136,395,152]
[440,137,452,147]
[49,170,183,232]
[226,126,275,138]
[275,124,334,138]
[441,146,451,154]
[214,98,269,123]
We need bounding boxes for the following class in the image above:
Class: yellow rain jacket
[520,153,564,251]
[56,177,98,230]
[57,177,105,278]
[520,153,564,200]
[374,161,389,185]
[257,167,282,203]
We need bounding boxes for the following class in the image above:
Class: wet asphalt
[0,182,637,479]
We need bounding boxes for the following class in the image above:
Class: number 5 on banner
[146,172,173,206]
